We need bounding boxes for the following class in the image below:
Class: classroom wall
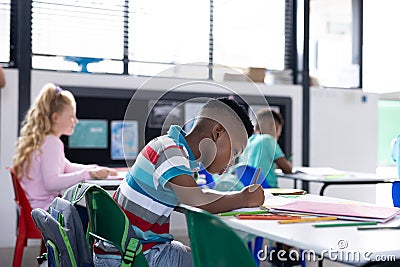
[310,87,378,171]
[0,70,379,248]
[0,69,20,248]
[308,87,379,203]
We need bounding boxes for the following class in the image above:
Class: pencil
[278,216,337,224]
[252,168,261,185]
[313,221,378,228]
[219,210,270,217]
[236,214,302,220]
[357,225,400,231]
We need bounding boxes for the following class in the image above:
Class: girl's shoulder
[42,134,63,147]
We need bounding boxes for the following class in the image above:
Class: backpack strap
[48,205,78,267]
[65,183,147,267]
[121,238,142,267]
[63,182,101,205]
[119,213,143,267]
[79,183,147,267]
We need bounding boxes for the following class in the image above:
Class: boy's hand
[241,185,265,207]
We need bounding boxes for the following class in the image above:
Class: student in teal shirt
[239,108,292,187]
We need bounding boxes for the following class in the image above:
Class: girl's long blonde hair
[13,83,75,179]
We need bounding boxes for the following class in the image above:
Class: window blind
[25,0,289,78]
[31,0,126,73]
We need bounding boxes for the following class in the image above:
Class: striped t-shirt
[114,125,200,252]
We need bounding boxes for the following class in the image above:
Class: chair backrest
[7,167,39,234]
[234,164,270,188]
[182,204,257,267]
[392,181,400,207]
[391,136,400,207]
[83,185,148,267]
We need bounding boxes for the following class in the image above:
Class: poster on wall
[184,102,206,132]
[111,120,139,160]
[148,100,183,128]
[69,119,108,149]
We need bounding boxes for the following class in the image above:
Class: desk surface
[277,167,396,182]
[277,167,398,196]
[278,172,395,183]
[86,171,127,190]
[223,194,400,266]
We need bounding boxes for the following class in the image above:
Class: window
[363,0,400,93]
[213,0,285,74]
[0,0,11,63]
[31,0,126,73]
[26,0,290,79]
[308,0,359,88]
[128,0,210,78]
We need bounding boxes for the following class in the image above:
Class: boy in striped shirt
[95,98,265,267]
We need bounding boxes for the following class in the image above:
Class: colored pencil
[357,225,400,230]
[252,168,261,185]
[313,221,378,228]
[236,214,302,220]
[278,216,337,224]
[219,210,270,217]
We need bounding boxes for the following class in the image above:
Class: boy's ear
[212,123,225,141]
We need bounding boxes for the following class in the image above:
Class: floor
[1,245,41,267]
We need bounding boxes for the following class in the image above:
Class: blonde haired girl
[13,83,116,210]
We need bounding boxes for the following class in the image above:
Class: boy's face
[205,123,247,175]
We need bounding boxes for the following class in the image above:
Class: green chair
[181,204,258,267]
[84,186,149,267]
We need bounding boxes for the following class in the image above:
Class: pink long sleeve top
[20,135,96,210]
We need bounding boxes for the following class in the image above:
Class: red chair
[7,167,45,267]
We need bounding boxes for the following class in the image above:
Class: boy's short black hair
[214,97,254,138]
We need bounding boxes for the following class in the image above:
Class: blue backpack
[32,196,93,267]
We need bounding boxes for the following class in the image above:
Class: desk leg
[319,184,329,196]
[318,258,323,267]
[302,181,310,192]
[294,179,297,189]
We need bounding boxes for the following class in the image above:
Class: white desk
[86,171,127,190]
[86,178,122,190]
[223,194,400,266]
[277,168,397,195]
[88,175,400,265]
